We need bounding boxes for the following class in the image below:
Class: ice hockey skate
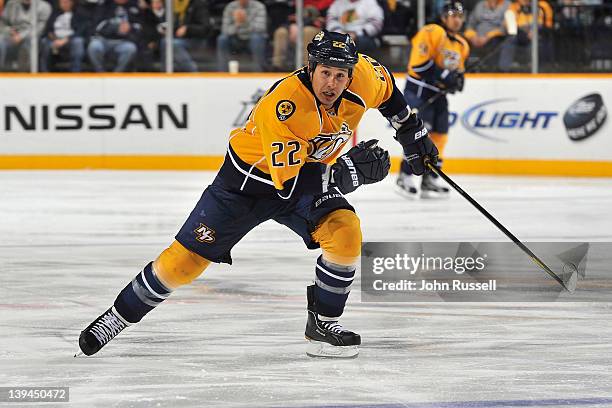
[77,306,130,356]
[421,171,450,199]
[395,173,420,199]
[304,285,361,358]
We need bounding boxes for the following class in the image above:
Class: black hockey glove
[395,113,439,176]
[439,69,463,94]
[331,139,391,195]
[455,72,465,92]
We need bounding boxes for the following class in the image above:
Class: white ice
[1,171,612,408]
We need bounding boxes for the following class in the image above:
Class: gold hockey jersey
[405,24,470,97]
[218,54,406,199]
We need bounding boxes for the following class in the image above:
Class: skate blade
[74,350,85,358]
[394,185,419,200]
[420,190,450,200]
[305,340,359,359]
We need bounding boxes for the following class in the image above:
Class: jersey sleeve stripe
[412,59,435,73]
[406,75,441,93]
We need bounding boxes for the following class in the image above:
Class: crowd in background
[0,0,610,72]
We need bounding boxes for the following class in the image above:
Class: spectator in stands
[156,0,212,71]
[325,0,384,55]
[308,0,333,15]
[463,0,510,70]
[76,0,102,35]
[271,4,322,71]
[379,0,416,37]
[0,0,51,71]
[39,0,87,72]
[139,0,164,70]
[589,5,612,70]
[499,0,553,71]
[216,0,267,71]
[87,0,142,72]
[264,0,293,38]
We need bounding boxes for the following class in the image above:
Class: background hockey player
[396,1,469,199]
[77,30,437,359]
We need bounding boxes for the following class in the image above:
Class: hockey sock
[113,262,172,324]
[314,255,355,318]
[429,132,448,158]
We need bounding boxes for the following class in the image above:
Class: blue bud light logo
[449,98,558,142]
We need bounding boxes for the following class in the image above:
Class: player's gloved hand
[331,139,391,194]
[394,113,439,176]
[439,69,462,94]
[455,72,465,92]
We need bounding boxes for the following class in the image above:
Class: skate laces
[90,311,127,345]
[321,321,345,334]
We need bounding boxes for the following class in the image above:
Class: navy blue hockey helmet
[441,0,465,16]
[307,30,359,75]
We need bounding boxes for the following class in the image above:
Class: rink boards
[0,73,611,176]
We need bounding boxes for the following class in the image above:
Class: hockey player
[77,30,437,358]
[396,0,469,199]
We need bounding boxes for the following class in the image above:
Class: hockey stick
[425,160,577,293]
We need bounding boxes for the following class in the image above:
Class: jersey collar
[443,25,463,44]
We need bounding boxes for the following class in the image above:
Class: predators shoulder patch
[276,100,296,121]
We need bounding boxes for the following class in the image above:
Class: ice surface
[1,171,612,407]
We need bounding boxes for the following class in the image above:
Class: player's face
[311,64,351,108]
[443,13,464,33]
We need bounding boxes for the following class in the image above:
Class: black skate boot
[304,285,361,358]
[421,171,449,199]
[77,307,130,356]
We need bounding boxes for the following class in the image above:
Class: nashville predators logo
[276,100,296,121]
[442,49,461,70]
[308,123,353,161]
[194,223,216,243]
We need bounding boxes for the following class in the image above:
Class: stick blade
[556,243,589,293]
[561,263,578,293]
